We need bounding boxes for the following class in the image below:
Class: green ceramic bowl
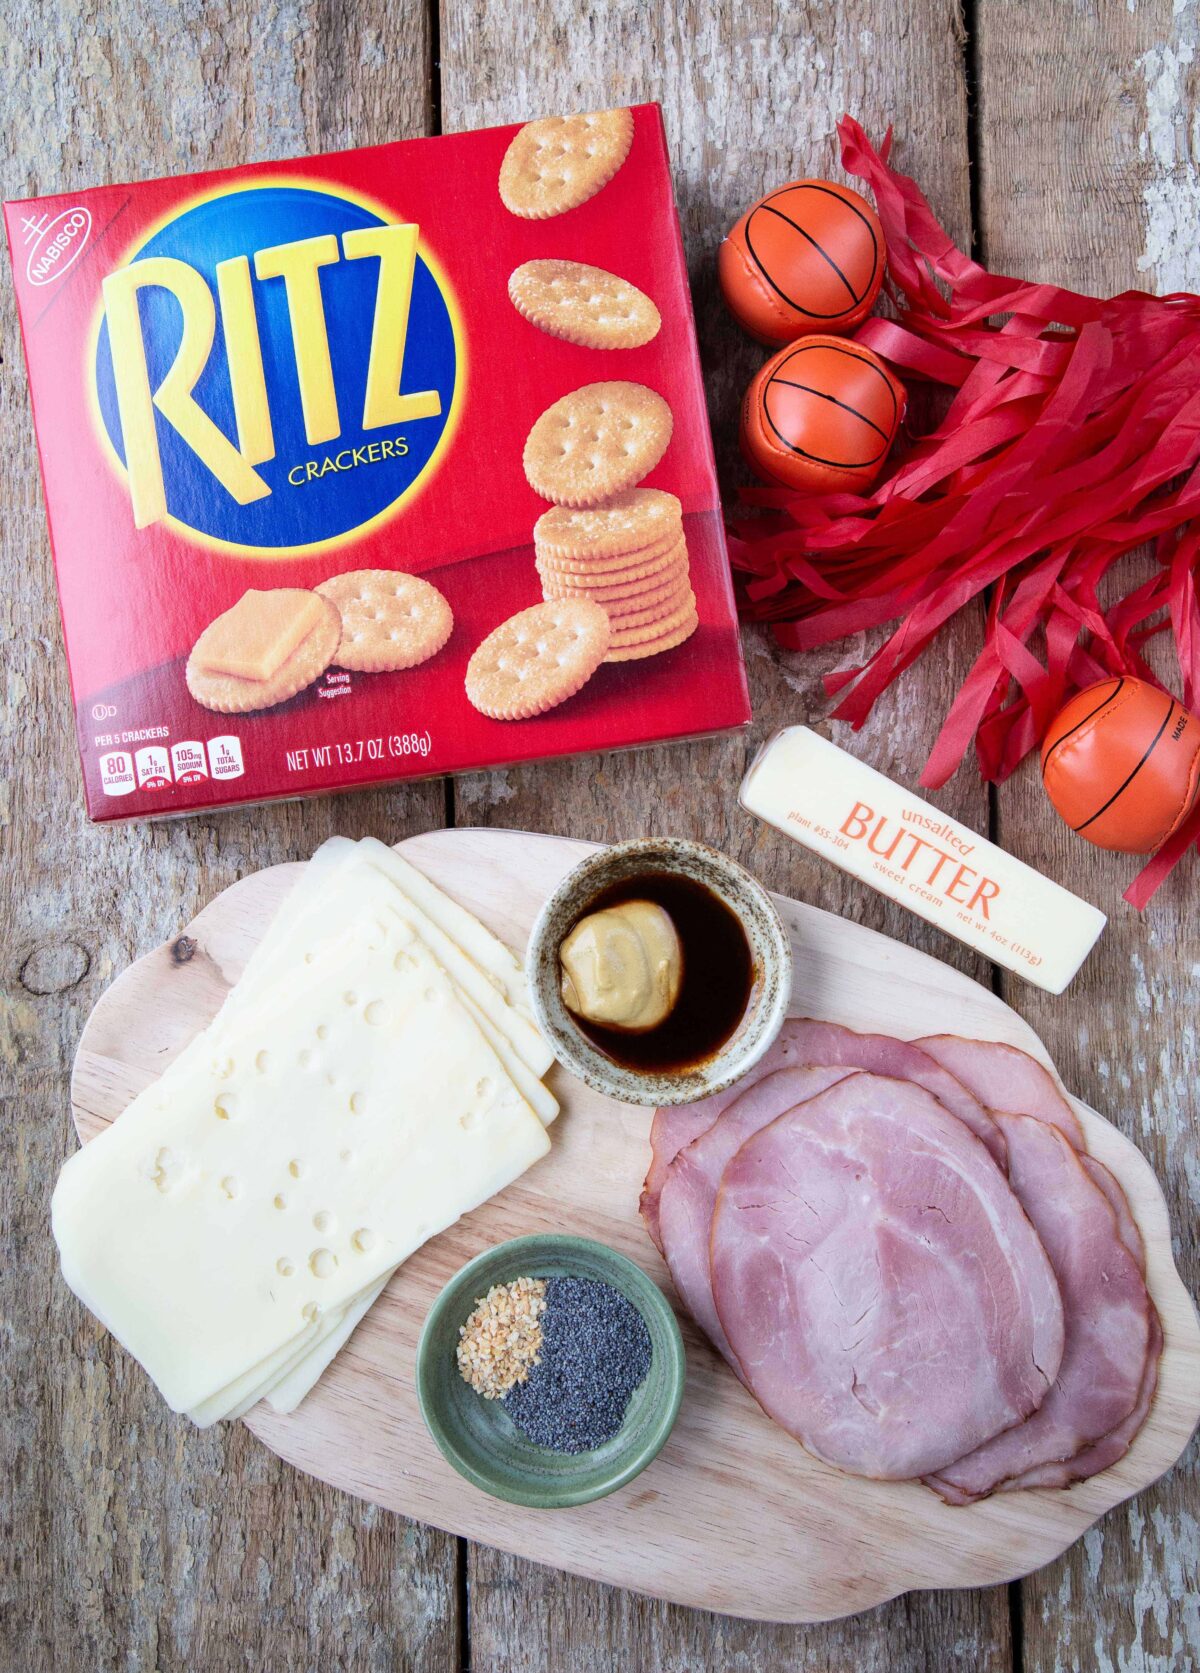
[416,1234,685,1509]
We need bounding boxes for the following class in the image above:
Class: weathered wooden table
[3,3,1196,1668]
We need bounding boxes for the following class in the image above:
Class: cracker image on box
[465,600,611,720]
[534,490,682,562]
[538,547,682,594]
[604,591,697,658]
[316,570,453,672]
[523,383,673,507]
[595,575,692,629]
[509,260,661,349]
[537,531,680,578]
[539,549,687,603]
[604,607,698,662]
[499,110,634,219]
[533,488,694,660]
[186,589,342,714]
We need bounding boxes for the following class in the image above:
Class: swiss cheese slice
[194,838,558,1417]
[190,1271,390,1425]
[356,837,537,1023]
[219,838,555,1090]
[458,989,557,1125]
[187,1314,324,1426]
[53,908,550,1412]
[264,1271,389,1414]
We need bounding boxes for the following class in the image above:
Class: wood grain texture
[0,6,460,1672]
[434,0,1011,1664]
[67,828,1200,1624]
[975,3,1200,1669]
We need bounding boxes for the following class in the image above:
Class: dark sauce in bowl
[566,872,755,1072]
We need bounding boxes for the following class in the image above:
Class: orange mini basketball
[719,179,885,346]
[740,335,904,494]
[1040,676,1200,853]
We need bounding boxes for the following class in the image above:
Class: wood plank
[974,2,1200,1667]
[435,1,1013,1660]
[0,5,460,1670]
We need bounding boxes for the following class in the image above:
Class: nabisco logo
[24,206,92,287]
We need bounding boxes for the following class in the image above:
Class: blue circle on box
[94,185,458,549]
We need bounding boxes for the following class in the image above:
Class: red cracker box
[5,105,750,821]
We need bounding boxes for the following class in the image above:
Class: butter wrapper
[739,726,1105,994]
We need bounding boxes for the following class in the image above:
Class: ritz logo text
[91,183,460,551]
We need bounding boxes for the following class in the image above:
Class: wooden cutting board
[69,828,1200,1624]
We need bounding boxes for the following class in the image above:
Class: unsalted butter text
[837,802,1001,919]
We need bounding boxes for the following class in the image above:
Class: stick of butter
[739,727,1105,994]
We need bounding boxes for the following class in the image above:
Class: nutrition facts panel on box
[94,730,245,797]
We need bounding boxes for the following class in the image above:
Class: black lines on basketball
[719,178,886,346]
[1041,678,1125,778]
[1073,693,1177,833]
[762,342,898,469]
[746,183,881,318]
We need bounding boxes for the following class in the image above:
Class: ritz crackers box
[5,105,750,821]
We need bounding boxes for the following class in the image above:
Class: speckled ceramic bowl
[416,1234,685,1509]
[527,838,792,1107]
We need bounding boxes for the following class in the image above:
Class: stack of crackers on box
[464,111,698,724]
[533,490,695,662]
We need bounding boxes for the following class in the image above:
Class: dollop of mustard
[559,900,683,1032]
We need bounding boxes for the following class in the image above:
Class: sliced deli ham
[640,1022,863,1252]
[1002,1153,1161,1493]
[917,1034,1084,1150]
[753,1020,1007,1169]
[657,1064,850,1360]
[915,1036,1162,1487]
[1007,1313,1162,1491]
[641,1103,724,1254]
[641,1017,1005,1250]
[926,1114,1153,1504]
[711,1074,1064,1479]
[1081,1154,1144,1265]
